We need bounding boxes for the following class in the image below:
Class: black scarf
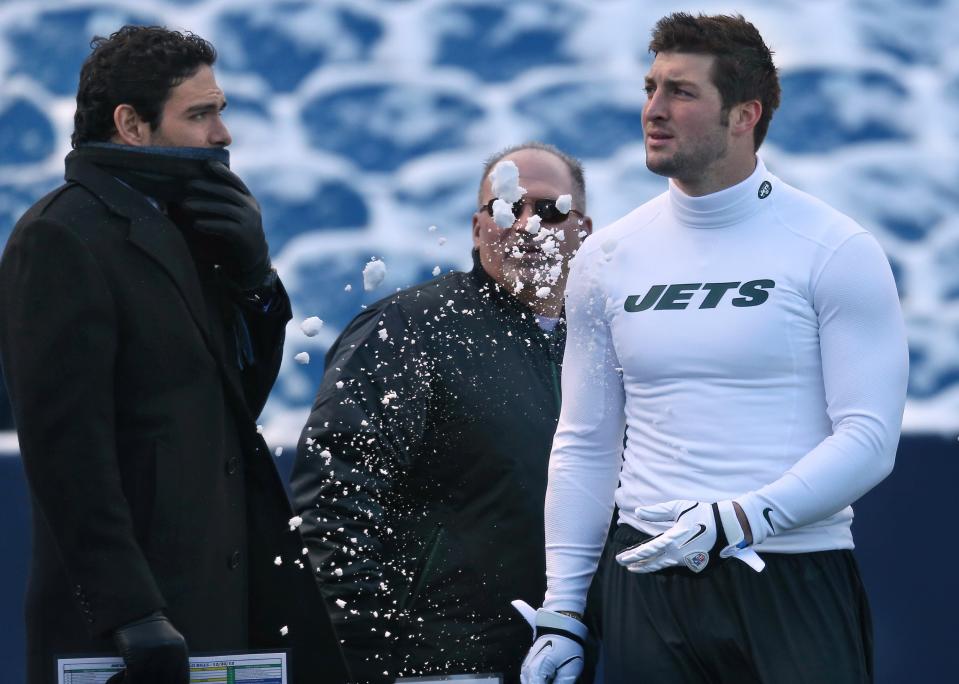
[67,142,230,204]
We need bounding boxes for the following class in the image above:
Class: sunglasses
[483,197,583,225]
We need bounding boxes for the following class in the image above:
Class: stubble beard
[646,114,730,183]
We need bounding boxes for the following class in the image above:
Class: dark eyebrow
[184,100,227,116]
[663,78,698,90]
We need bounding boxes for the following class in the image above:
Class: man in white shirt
[518,12,908,684]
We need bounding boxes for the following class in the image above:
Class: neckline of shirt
[667,156,771,229]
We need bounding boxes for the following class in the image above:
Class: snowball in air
[294,352,310,365]
[492,199,516,228]
[556,194,572,213]
[489,160,525,203]
[300,316,324,337]
[363,259,387,291]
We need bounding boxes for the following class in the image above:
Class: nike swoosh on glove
[615,499,765,574]
[513,600,587,684]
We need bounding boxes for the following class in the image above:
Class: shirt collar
[667,156,774,229]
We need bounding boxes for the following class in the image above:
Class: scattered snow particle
[280,626,289,636]
[535,286,551,299]
[336,380,344,389]
[334,568,344,577]
[556,194,572,213]
[274,556,282,566]
[294,352,310,365]
[288,515,303,531]
[524,214,541,235]
[344,284,352,292]
[438,237,447,246]
[274,446,283,457]
[378,329,389,341]
[320,449,332,460]
[578,230,588,239]
[489,160,526,203]
[428,225,438,232]
[256,424,264,434]
[336,599,348,609]
[432,266,441,276]
[300,316,323,336]
[381,390,399,406]
[492,198,515,228]
[555,230,565,241]
[363,259,387,291]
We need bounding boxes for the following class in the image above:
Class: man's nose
[643,90,667,123]
[211,115,232,147]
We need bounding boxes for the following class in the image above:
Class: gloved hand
[513,600,587,684]
[615,499,766,574]
[182,161,271,290]
[107,611,189,684]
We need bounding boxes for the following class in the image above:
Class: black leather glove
[107,611,189,684]
[182,161,271,290]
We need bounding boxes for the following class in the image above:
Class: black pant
[599,524,873,684]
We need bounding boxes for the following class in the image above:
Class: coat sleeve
[290,299,431,682]
[232,275,293,417]
[0,217,165,636]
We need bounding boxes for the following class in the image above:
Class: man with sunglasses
[520,13,908,684]
[291,142,592,683]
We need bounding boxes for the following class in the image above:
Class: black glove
[182,161,271,290]
[107,611,189,684]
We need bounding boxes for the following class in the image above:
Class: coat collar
[64,152,216,355]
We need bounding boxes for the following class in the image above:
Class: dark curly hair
[72,25,217,148]
[649,13,781,150]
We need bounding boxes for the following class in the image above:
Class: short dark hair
[479,141,587,211]
[72,25,217,148]
[649,13,781,150]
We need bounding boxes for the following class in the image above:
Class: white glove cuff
[535,608,588,643]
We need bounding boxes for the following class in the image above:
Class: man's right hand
[513,600,587,684]
[108,611,189,684]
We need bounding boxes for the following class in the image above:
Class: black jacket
[291,256,565,682]
[0,151,349,684]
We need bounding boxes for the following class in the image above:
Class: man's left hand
[615,499,765,574]
[182,161,271,290]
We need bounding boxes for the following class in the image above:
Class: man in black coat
[0,26,348,684]
[291,142,593,683]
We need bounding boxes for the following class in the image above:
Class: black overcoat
[0,154,349,684]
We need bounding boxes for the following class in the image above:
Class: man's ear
[472,211,483,248]
[731,100,762,139]
[111,104,151,146]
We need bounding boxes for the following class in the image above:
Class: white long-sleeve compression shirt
[543,157,909,613]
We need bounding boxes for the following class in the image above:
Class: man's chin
[645,153,680,178]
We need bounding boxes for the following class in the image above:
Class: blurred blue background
[0,0,956,681]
